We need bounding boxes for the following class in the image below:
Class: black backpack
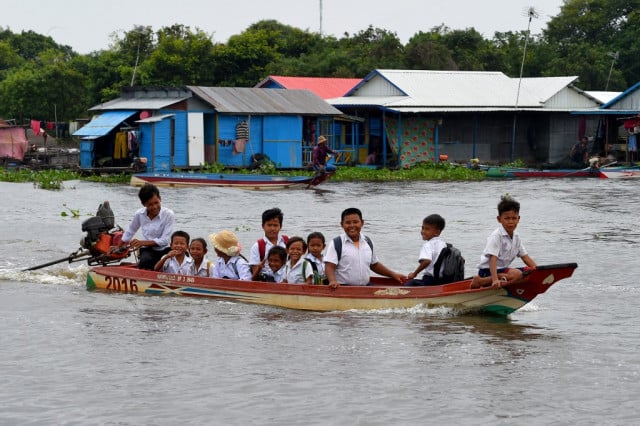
[433,243,465,284]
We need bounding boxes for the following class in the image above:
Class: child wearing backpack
[209,230,252,280]
[256,246,287,283]
[305,232,328,285]
[405,214,449,286]
[248,207,288,279]
[470,195,537,289]
[324,207,406,288]
[283,236,313,284]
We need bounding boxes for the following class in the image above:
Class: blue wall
[263,116,303,168]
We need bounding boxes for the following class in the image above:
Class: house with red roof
[255,76,361,100]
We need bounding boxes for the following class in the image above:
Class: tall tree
[544,0,640,89]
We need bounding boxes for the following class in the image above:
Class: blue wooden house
[73,86,343,172]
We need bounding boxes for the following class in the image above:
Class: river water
[1,178,639,425]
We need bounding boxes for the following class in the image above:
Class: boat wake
[0,264,89,287]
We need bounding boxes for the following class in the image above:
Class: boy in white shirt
[471,195,537,288]
[405,214,448,286]
[154,230,193,274]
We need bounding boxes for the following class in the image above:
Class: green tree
[138,24,216,86]
[0,50,89,122]
[404,29,457,70]
[544,0,640,89]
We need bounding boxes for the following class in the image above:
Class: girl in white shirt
[283,236,313,284]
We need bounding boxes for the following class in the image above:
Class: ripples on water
[1,179,639,424]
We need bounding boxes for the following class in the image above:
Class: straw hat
[209,230,241,257]
[317,136,327,144]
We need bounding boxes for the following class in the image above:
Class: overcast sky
[4,0,564,54]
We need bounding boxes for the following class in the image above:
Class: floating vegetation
[1,161,486,190]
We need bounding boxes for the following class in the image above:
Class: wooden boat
[486,166,605,178]
[598,165,640,179]
[86,263,577,316]
[486,163,640,179]
[130,171,333,189]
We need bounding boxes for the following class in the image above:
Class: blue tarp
[73,110,137,137]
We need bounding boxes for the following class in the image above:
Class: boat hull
[486,167,605,178]
[130,172,332,189]
[86,263,577,315]
[599,167,640,179]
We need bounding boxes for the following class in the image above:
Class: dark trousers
[405,275,437,286]
[138,247,170,270]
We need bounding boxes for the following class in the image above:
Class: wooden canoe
[86,263,577,316]
[130,171,332,189]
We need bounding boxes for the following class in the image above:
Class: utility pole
[319,0,323,35]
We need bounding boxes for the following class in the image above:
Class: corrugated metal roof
[601,81,640,109]
[89,97,188,111]
[518,76,578,103]
[72,110,137,137]
[330,70,594,112]
[187,86,342,115]
[585,91,621,104]
[344,69,541,107]
[255,76,362,99]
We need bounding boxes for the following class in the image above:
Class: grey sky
[4,0,564,54]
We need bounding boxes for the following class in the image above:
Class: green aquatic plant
[61,203,81,218]
[332,162,485,182]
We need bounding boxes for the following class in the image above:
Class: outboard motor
[81,216,112,252]
[80,201,130,265]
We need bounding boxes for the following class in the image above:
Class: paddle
[23,249,91,271]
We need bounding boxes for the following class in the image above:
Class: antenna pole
[319,0,323,35]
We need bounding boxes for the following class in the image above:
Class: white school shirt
[284,259,313,284]
[417,236,448,277]
[212,256,252,280]
[190,258,215,277]
[161,255,194,275]
[248,236,288,275]
[305,253,325,276]
[260,266,286,283]
[122,207,175,251]
[477,225,527,269]
[324,233,378,286]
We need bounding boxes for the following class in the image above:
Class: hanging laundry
[233,139,247,154]
[31,120,41,136]
[114,132,128,159]
[629,134,637,153]
[236,121,249,140]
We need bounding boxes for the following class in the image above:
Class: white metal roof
[586,91,622,104]
[330,70,594,112]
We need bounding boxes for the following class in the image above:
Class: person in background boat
[405,214,448,286]
[188,238,215,277]
[306,232,328,285]
[209,230,252,280]
[325,207,406,288]
[154,230,193,274]
[470,195,537,289]
[312,135,335,174]
[249,207,288,279]
[569,137,589,165]
[121,183,175,270]
[283,236,313,284]
[257,246,287,283]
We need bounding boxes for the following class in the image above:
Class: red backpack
[257,235,289,260]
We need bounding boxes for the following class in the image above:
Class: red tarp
[0,127,28,160]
